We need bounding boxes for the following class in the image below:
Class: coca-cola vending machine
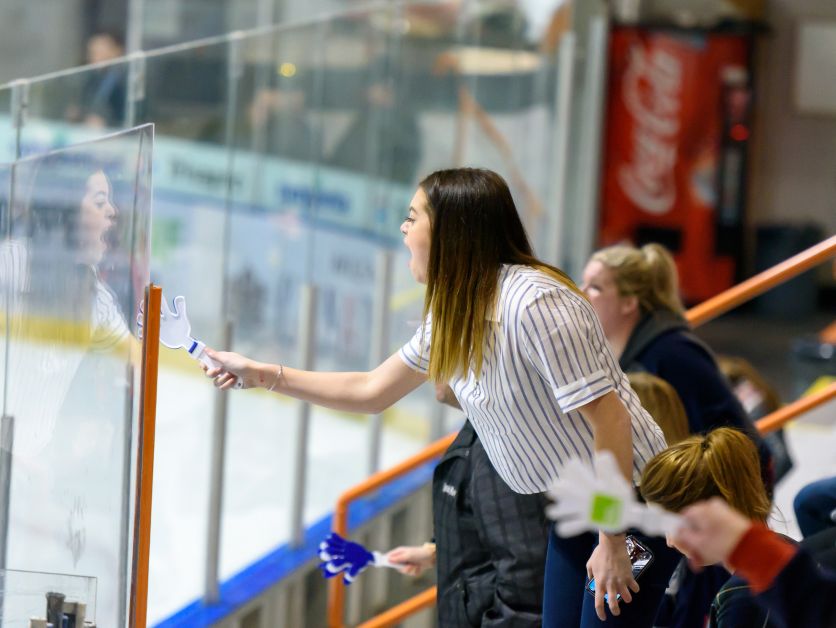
[599,26,755,303]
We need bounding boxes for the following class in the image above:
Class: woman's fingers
[594,583,606,620]
[219,374,239,390]
[607,585,621,616]
[592,573,639,620]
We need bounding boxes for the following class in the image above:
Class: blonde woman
[206,169,669,626]
[581,244,771,480]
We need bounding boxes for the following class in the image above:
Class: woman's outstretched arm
[205,349,427,415]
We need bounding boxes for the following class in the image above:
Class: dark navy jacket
[751,548,836,628]
[619,310,757,438]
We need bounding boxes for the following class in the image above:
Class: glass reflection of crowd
[65,31,128,129]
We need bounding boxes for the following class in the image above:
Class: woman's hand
[586,532,639,620]
[386,544,436,576]
[204,348,278,391]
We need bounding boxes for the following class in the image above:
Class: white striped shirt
[399,264,667,494]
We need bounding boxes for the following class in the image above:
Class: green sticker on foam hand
[589,493,623,527]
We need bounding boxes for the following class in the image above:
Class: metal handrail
[357,586,437,628]
[327,432,456,627]
[338,235,836,627]
[756,381,836,434]
[686,234,836,328]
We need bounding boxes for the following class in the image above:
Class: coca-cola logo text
[617,44,682,215]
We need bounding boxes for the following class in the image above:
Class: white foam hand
[159,295,193,350]
[545,451,682,538]
[139,294,242,389]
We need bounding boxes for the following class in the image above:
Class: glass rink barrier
[0,1,592,622]
[0,126,153,628]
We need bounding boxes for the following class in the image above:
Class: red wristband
[728,523,797,593]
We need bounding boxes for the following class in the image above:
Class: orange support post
[687,235,836,328]
[327,432,456,628]
[131,284,161,628]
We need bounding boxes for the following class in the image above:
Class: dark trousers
[542,527,680,627]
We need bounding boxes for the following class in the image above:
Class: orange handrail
[686,234,836,328]
[131,284,162,628]
[327,432,457,628]
[756,381,836,434]
[356,586,438,628]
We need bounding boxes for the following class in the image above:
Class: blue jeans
[794,476,836,538]
[542,527,680,627]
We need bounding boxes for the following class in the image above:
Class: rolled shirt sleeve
[399,316,432,374]
[520,290,614,413]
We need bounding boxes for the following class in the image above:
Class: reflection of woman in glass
[5,155,129,460]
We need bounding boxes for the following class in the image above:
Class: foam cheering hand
[137,294,242,388]
[318,533,395,585]
[545,451,681,538]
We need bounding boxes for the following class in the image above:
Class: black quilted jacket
[433,421,549,627]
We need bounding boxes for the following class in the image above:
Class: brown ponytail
[640,427,771,522]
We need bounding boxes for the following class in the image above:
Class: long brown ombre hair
[640,427,771,522]
[419,168,582,383]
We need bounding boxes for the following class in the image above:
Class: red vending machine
[599,26,755,303]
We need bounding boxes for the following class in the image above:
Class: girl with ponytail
[581,243,766,445]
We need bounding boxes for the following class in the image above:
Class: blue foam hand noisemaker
[318,532,396,585]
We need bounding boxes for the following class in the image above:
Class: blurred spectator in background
[627,372,690,446]
[240,85,317,161]
[328,79,422,185]
[718,355,794,483]
[581,244,772,484]
[794,476,836,539]
[66,31,127,128]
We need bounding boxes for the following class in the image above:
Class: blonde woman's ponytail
[641,243,684,315]
[590,243,684,316]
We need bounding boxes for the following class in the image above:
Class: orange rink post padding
[131,284,161,628]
